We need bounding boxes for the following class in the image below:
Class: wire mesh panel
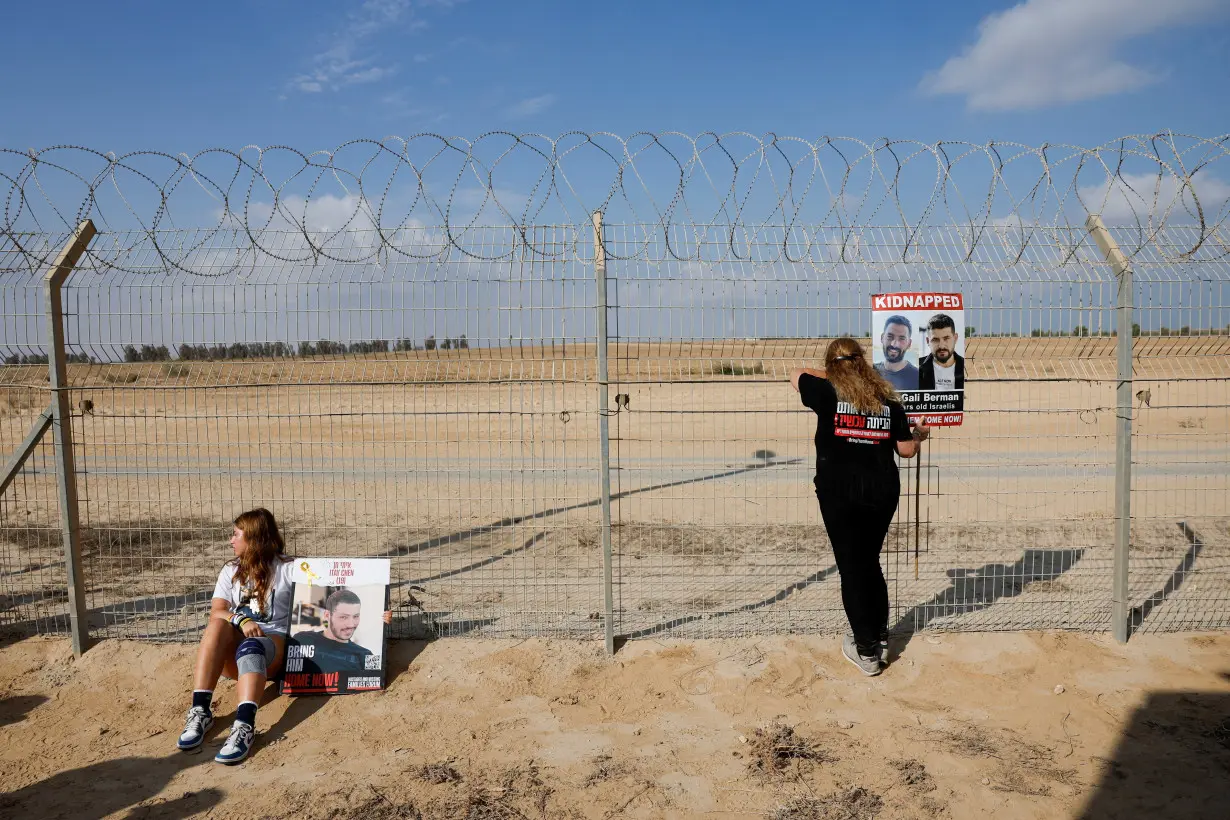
[47,226,605,641]
[0,234,72,636]
[1126,232,1230,632]
[1,134,1227,642]
[0,420,65,637]
[605,224,1123,638]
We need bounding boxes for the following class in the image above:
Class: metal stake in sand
[914,437,923,581]
[594,210,616,655]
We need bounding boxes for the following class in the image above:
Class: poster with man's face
[871,292,965,426]
[281,558,390,695]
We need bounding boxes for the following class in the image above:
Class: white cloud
[451,187,528,219]
[291,44,398,93]
[347,66,396,84]
[505,94,557,119]
[289,0,455,94]
[350,0,416,38]
[1080,170,1230,225]
[921,0,1222,110]
[379,90,425,119]
[214,196,456,265]
[217,194,376,234]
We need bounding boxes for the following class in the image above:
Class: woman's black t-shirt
[798,373,912,492]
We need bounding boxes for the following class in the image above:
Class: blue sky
[0,1,1224,348]
[2,0,1228,151]
[0,0,1226,346]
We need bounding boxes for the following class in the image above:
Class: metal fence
[1,134,1227,652]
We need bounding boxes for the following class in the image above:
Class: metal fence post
[1086,214,1133,643]
[44,219,96,657]
[593,211,616,654]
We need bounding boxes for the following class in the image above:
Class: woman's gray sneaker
[177,706,214,752]
[842,634,883,676]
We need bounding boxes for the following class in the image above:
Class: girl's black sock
[236,700,257,726]
[192,690,213,714]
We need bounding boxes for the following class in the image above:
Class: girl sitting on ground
[176,507,294,764]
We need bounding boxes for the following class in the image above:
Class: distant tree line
[4,338,471,365]
[423,335,469,351]
[5,324,1224,366]
[964,324,1230,339]
[117,337,467,362]
[5,352,94,365]
[1023,324,1230,338]
[177,342,293,361]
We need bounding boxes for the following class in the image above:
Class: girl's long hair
[231,508,288,612]
[824,337,898,414]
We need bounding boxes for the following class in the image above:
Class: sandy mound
[0,631,1228,819]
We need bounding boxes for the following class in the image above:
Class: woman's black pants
[816,479,899,654]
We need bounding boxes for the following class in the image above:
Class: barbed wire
[2,133,1228,273]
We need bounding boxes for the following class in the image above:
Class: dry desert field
[1,337,1227,641]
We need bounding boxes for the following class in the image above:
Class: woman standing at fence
[790,338,929,676]
[176,507,294,764]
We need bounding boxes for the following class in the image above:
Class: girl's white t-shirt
[212,558,296,635]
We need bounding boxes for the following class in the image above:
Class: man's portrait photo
[288,586,383,674]
[873,313,919,391]
[919,313,965,391]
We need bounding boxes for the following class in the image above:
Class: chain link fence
[1,134,1227,646]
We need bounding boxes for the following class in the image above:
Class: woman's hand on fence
[383,610,392,625]
[789,367,825,392]
[912,424,932,442]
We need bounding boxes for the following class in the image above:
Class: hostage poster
[871,292,965,426]
[281,558,390,695]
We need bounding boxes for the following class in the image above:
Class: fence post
[1085,214,1133,643]
[44,219,96,657]
[593,211,616,655]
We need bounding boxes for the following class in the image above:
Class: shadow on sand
[1077,690,1230,819]
[886,547,1085,663]
[0,672,355,819]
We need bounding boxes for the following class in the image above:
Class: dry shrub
[617,523,822,559]
[353,789,423,820]
[890,758,935,792]
[0,388,42,416]
[583,754,629,787]
[1205,717,1230,750]
[416,762,462,785]
[460,761,554,820]
[0,517,220,555]
[768,787,883,820]
[81,518,222,554]
[460,790,522,820]
[270,786,421,820]
[926,721,1075,796]
[710,360,766,376]
[747,722,830,777]
[103,372,140,384]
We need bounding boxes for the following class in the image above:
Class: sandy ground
[1,631,1228,819]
